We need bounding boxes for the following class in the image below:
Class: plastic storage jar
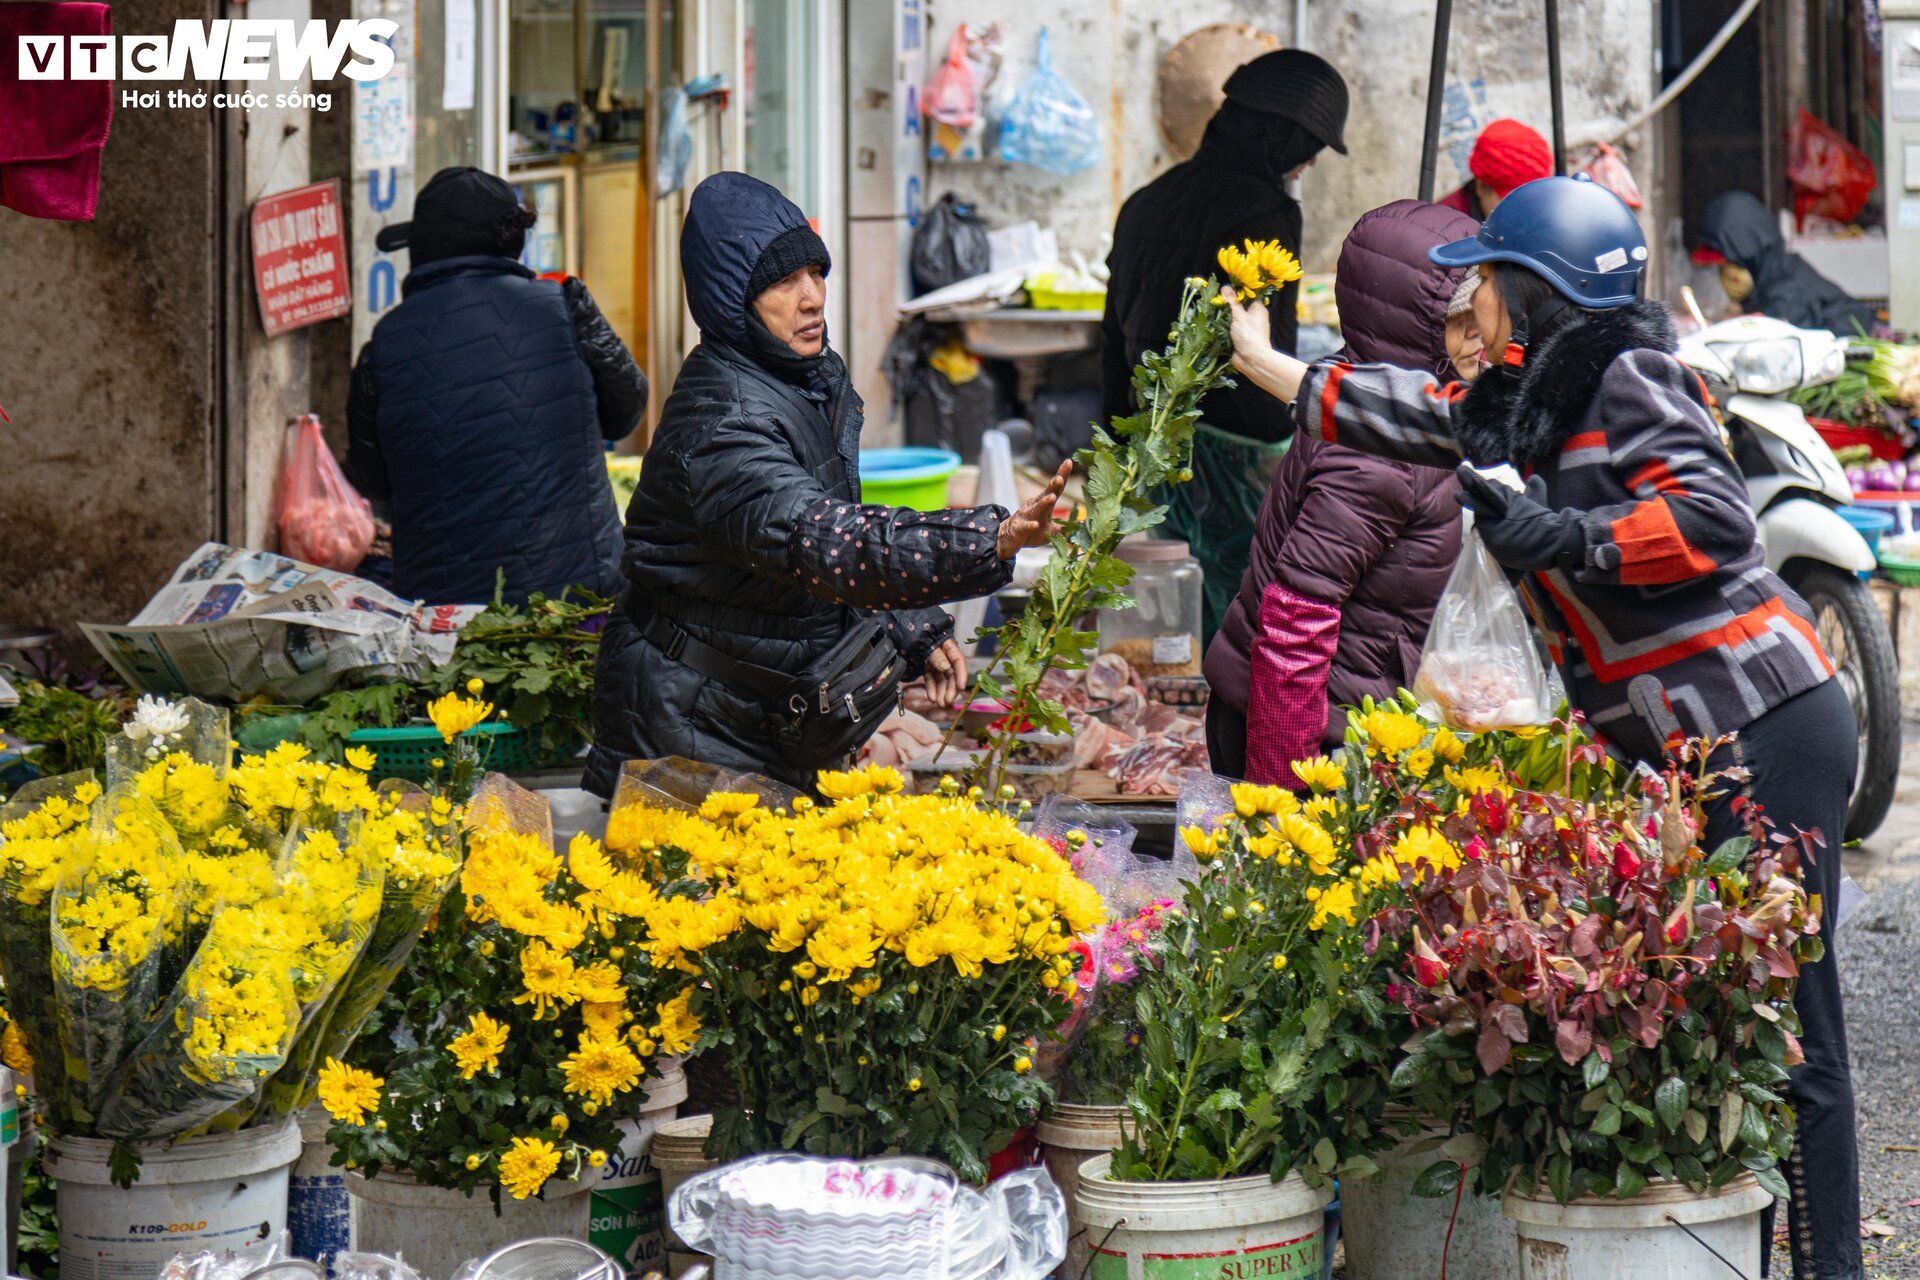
[1099,537,1203,676]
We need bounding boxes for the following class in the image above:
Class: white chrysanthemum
[126,695,191,742]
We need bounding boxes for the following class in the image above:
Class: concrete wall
[0,0,223,639]
[923,0,1658,276]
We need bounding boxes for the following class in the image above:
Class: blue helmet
[1428,175,1646,309]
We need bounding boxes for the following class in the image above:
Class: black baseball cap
[376,167,527,261]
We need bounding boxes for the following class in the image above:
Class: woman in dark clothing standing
[584,173,1065,795]
[1204,200,1478,784]
[1101,48,1349,443]
[1224,175,1862,1280]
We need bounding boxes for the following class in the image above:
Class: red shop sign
[250,180,351,337]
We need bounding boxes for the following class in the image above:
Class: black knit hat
[1223,49,1351,155]
[376,166,534,264]
[747,224,832,300]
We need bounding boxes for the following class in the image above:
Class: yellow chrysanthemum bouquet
[605,762,1103,1184]
[326,774,691,1205]
[0,696,462,1174]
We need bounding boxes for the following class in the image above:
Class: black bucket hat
[1223,49,1351,155]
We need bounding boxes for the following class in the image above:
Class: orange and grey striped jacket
[1296,300,1833,765]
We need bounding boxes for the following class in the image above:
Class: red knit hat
[1469,119,1553,196]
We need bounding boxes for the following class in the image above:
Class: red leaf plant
[1378,742,1824,1206]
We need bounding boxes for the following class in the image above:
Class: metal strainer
[462,1239,621,1280]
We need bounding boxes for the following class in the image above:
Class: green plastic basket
[1877,551,1920,586]
[347,722,540,781]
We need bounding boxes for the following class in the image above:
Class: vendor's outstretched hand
[920,638,968,710]
[1224,287,1273,377]
[996,460,1072,560]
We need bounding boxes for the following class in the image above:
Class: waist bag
[641,612,901,765]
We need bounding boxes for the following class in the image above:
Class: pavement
[1839,733,1920,1277]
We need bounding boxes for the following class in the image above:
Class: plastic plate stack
[668,1154,1066,1280]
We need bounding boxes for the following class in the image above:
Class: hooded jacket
[1298,299,1834,766]
[584,173,1013,795]
[1204,201,1471,779]
[1101,101,1328,443]
[346,257,645,605]
[1697,191,1876,335]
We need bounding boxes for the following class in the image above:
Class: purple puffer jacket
[1204,200,1474,781]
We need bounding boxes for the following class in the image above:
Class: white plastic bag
[996,28,1101,176]
[1413,529,1555,732]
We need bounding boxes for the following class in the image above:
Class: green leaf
[1581,1052,1610,1090]
[1702,836,1752,876]
[1591,1104,1622,1138]
[1718,1094,1745,1153]
[1655,1076,1689,1132]
[1752,1163,1790,1200]
[1683,1109,1709,1147]
[1410,1159,1462,1199]
[1312,1138,1338,1174]
[1614,1163,1649,1201]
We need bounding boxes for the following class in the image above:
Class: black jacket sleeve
[1101,237,1136,426]
[345,344,390,504]
[880,606,957,675]
[680,413,1014,609]
[565,277,649,441]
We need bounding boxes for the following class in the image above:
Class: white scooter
[1675,308,1901,841]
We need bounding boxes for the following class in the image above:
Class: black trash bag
[910,193,990,295]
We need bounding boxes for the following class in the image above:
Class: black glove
[1454,464,1588,573]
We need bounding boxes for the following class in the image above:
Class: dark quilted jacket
[346,256,645,605]
[583,173,1013,795]
[1206,201,1472,746]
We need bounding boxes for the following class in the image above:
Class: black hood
[1454,300,1677,468]
[1697,191,1787,280]
[682,172,819,349]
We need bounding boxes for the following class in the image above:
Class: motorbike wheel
[1784,563,1902,842]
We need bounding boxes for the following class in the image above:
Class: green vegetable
[1,681,128,777]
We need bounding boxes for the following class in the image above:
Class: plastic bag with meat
[277,413,375,571]
[858,709,945,767]
[1411,529,1555,732]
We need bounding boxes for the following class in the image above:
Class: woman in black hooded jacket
[585,173,1064,795]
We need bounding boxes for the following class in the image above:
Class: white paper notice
[353,67,412,171]
[442,0,476,112]
[1899,198,1920,231]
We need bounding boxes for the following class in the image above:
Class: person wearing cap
[1436,118,1554,221]
[1694,190,1876,335]
[583,173,1068,795]
[1101,48,1350,445]
[1204,200,1478,786]
[346,166,647,606]
[1221,175,1864,1280]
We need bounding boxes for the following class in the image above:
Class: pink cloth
[0,3,113,221]
[1245,581,1342,788]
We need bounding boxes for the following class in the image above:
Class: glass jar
[1098,537,1203,676]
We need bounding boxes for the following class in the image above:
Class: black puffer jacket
[583,173,1014,795]
[347,257,646,605]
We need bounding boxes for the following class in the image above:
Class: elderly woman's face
[755,265,827,356]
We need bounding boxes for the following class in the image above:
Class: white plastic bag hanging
[1412,529,1556,732]
[997,28,1102,176]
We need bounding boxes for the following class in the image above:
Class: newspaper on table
[80,542,479,703]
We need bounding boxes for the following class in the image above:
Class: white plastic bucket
[1340,1127,1518,1280]
[1036,1104,1129,1280]
[588,1065,686,1278]
[1503,1174,1772,1279]
[48,1120,302,1280]
[1075,1152,1331,1280]
[286,1105,351,1264]
[347,1169,594,1279]
[650,1114,716,1278]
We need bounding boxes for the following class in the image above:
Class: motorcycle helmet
[1428,174,1647,308]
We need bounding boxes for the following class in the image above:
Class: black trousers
[1701,678,1862,1280]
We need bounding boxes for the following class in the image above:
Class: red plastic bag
[924,26,979,128]
[1788,108,1876,229]
[277,413,375,570]
[1575,143,1643,209]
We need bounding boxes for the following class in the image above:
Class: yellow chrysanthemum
[650,987,702,1057]
[498,1136,562,1200]
[1431,727,1467,764]
[317,1058,384,1127]
[1405,748,1436,781]
[512,942,580,1019]
[1290,756,1345,793]
[815,765,905,800]
[426,691,493,743]
[1217,243,1264,295]
[344,745,378,772]
[1360,707,1426,757]
[1252,239,1303,288]
[561,1033,643,1105]
[447,1011,509,1080]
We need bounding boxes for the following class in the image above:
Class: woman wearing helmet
[1223,176,1861,1280]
